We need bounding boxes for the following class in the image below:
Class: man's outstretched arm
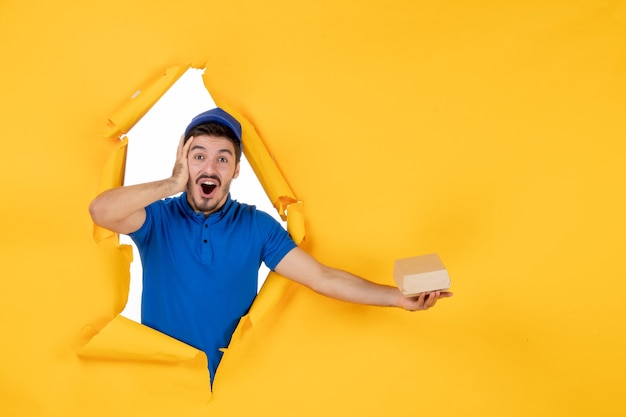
[274,247,452,311]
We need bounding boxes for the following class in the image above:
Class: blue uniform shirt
[129,192,296,381]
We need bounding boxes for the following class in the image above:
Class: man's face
[186,134,240,216]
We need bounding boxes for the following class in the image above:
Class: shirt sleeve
[257,211,297,271]
[128,202,156,247]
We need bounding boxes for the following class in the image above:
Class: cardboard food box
[393,253,451,296]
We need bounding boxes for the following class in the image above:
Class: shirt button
[203,239,207,243]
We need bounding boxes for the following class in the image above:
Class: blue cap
[184,108,242,146]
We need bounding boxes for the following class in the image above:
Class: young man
[89,108,452,382]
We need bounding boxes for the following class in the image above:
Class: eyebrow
[190,145,234,155]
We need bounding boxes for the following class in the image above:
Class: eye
[194,154,204,160]
[218,157,228,163]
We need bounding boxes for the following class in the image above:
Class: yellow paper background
[1,1,625,416]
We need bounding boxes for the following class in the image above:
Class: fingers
[416,291,435,310]
[399,289,452,311]
[175,135,194,170]
[418,292,428,308]
[177,135,193,159]
[412,292,429,311]
[183,135,194,152]
[407,290,450,311]
[424,290,439,309]
[171,135,193,191]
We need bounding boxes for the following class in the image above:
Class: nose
[199,158,218,176]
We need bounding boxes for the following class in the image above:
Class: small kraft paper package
[394,253,451,296]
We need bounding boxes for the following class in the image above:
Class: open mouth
[197,175,220,197]
[200,183,217,194]
[200,182,217,195]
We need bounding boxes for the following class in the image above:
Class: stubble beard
[187,178,232,216]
